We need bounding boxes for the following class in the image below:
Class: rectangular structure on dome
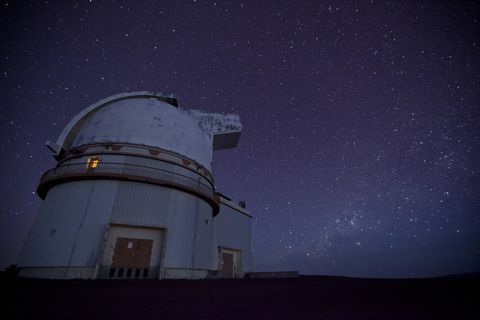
[189,110,242,150]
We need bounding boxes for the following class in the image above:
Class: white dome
[69,96,212,169]
[54,92,242,172]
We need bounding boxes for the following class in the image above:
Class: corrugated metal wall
[111,181,171,226]
[110,180,215,271]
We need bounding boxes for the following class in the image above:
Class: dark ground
[4,274,479,320]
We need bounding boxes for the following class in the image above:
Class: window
[87,157,100,169]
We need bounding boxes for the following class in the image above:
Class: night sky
[1,0,479,278]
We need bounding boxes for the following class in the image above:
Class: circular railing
[37,161,219,214]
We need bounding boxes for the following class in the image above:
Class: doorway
[221,252,234,278]
[110,238,153,279]
[98,224,165,279]
[219,247,242,278]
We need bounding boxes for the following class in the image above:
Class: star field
[1,0,479,277]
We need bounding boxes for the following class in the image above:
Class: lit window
[87,157,100,169]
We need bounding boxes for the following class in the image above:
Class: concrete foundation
[19,267,96,279]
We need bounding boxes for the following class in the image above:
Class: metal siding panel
[111,181,171,226]
[193,199,216,269]
[18,181,93,267]
[70,180,118,266]
[161,191,213,270]
[215,204,252,272]
[163,191,196,268]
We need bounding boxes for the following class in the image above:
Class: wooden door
[222,253,234,278]
[112,238,153,269]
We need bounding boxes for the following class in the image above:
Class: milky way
[1,1,479,277]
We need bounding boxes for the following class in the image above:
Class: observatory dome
[59,94,213,170]
[19,91,252,281]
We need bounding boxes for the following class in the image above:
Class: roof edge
[219,196,253,218]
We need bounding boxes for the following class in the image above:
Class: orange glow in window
[87,157,100,169]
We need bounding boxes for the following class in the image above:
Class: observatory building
[18,92,252,280]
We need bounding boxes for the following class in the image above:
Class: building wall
[18,180,118,269]
[111,180,215,271]
[19,153,251,279]
[19,178,217,279]
[111,181,171,226]
[214,202,253,273]
[20,92,250,280]
[162,187,215,271]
